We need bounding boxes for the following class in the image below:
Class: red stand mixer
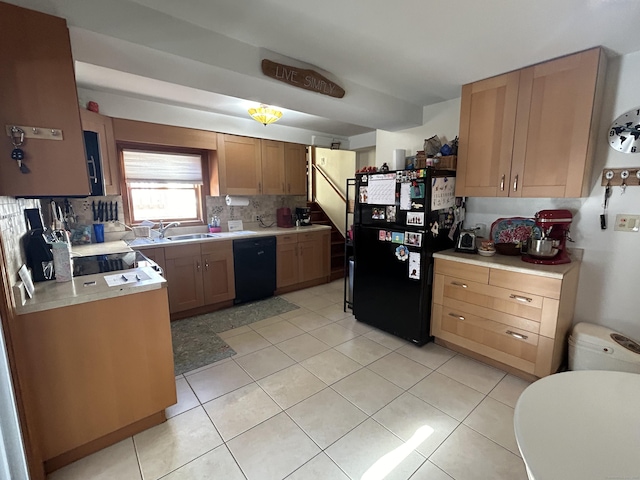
[522,209,573,265]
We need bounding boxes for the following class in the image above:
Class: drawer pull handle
[500,174,505,191]
[509,294,532,303]
[448,313,465,321]
[513,174,518,192]
[506,330,528,340]
[451,282,468,288]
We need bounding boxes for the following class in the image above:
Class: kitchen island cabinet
[0,2,90,197]
[456,47,606,198]
[431,251,581,379]
[13,285,175,472]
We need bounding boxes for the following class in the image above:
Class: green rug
[171,296,299,375]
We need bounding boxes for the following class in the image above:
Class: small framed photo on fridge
[406,212,424,226]
[404,232,422,247]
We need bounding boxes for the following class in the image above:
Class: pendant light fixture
[248,104,283,126]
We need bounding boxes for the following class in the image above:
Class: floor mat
[171,296,299,375]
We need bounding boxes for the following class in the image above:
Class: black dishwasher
[233,236,277,304]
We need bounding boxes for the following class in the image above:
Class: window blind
[123,150,203,184]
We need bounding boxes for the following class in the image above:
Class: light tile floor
[48,280,533,480]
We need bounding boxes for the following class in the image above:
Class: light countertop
[14,266,166,315]
[126,224,331,249]
[433,248,583,279]
[70,240,132,257]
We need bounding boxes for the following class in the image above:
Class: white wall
[375,98,461,167]
[375,51,640,340]
[315,148,356,235]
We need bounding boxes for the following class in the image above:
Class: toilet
[568,322,640,373]
[514,323,640,479]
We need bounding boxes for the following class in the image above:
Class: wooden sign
[261,59,345,98]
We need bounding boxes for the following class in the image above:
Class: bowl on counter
[494,242,523,256]
[477,249,496,257]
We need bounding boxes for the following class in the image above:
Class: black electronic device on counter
[352,168,457,345]
[24,208,54,282]
[295,207,312,226]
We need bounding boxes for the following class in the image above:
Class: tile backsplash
[57,194,307,242]
[0,196,39,294]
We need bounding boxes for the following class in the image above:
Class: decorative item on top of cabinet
[456,47,607,198]
[0,2,90,197]
[80,109,120,195]
[431,257,580,379]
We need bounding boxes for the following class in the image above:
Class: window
[122,149,206,224]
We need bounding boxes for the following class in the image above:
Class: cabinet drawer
[164,244,201,260]
[298,231,321,242]
[277,233,298,245]
[200,239,232,255]
[437,274,544,321]
[489,269,562,299]
[432,303,538,373]
[435,259,489,284]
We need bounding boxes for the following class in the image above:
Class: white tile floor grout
[47,280,532,480]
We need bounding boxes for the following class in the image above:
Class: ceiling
[10,0,640,137]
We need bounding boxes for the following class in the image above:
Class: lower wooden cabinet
[431,257,580,378]
[14,288,176,463]
[277,230,330,289]
[163,241,235,313]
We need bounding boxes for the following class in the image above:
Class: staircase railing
[312,164,347,237]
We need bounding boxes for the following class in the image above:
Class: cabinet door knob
[196,261,201,271]
[451,281,468,288]
[513,174,518,192]
[500,174,505,191]
[509,294,532,303]
[448,313,465,321]
[506,330,528,340]
[204,260,209,271]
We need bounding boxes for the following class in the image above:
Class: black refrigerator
[352,168,458,345]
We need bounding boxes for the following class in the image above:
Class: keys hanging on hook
[9,126,29,174]
[620,170,629,195]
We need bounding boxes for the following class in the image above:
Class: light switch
[614,214,640,232]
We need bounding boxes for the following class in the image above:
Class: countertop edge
[433,248,583,278]
[14,267,166,315]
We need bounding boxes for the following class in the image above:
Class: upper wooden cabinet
[80,109,120,195]
[0,2,89,197]
[218,134,307,196]
[456,48,606,198]
[284,143,308,195]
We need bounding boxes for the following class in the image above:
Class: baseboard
[170,299,234,321]
[44,411,166,474]
[275,276,330,295]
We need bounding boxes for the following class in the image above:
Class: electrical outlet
[614,214,640,232]
[255,215,261,222]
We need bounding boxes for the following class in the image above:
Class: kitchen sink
[166,233,221,241]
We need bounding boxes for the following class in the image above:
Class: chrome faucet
[158,221,180,238]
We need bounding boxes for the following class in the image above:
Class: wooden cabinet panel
[0,3,90,197]
[455,47,605,198]
[261,140,285,194]
[218,134,262,195]
[277,242,299,288]
[299,233,324,282]
[202,241,235,305]
[284,143,307,195]
[15,289,175,460]
[112,118,218,149]
[511,48,605,197]
[80,109,120,195]
[164,255,204,312]
[432,257,580,378]
[456,71,520,198]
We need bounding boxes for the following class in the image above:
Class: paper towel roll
[392,149,406,170]
[225,195,249,206]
